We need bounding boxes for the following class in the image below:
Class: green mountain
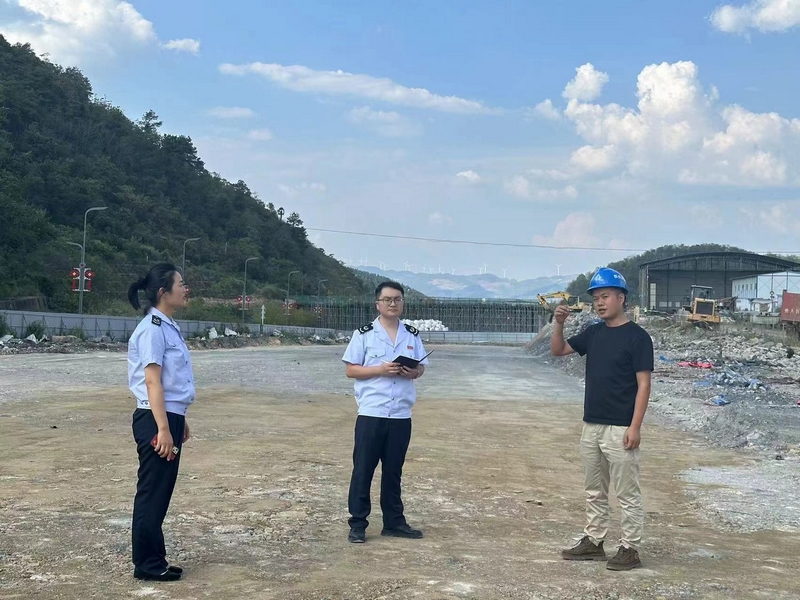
[0,37,370,317]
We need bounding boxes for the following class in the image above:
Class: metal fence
[0,310,342,341]
[293,296,548,333]
[0,310,540,345]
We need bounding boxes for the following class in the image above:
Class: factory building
[638,252,800,312]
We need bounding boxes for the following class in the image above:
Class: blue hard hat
[587,267,628,293]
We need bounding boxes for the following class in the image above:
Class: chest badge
[407,345,413,350]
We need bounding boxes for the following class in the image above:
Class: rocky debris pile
[652,325,800,382]
[0,333,125,355]
[403,318,449,332]
[525,312,602,357]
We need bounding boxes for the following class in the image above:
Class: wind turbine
[502,268,507,279]
[451,268,456,275]
[438,265,443,274]
[404,262,411,271]
[481,263,489,275]
[556,264,562,276]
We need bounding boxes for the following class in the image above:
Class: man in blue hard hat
[550,267,654,571]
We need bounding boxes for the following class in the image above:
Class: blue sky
[2,0,800,279]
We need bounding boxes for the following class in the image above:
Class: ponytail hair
[128,263,179,315]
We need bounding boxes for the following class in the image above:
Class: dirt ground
[0,346,798,599]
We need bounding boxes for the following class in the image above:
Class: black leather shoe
[134,569,181,582]
[348,528,366,543]
[381,524,423,539]
[167,565,183,574]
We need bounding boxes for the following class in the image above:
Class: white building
[731,271,800,311]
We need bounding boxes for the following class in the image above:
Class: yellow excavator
[537,292,590,323]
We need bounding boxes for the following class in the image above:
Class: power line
[306,227,800,255]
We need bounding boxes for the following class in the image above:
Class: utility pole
[242,257,259,328]
[77,206,107,316]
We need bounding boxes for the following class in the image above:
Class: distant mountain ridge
[357,268,577,299]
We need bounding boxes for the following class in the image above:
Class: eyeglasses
[377,297,404,305]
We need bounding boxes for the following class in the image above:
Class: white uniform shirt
[128,308,195,416]
[342,317,429,419]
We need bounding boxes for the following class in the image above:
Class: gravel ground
[1,345,799,599]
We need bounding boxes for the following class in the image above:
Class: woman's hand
[183,421,190,443]
[154,428,175,460]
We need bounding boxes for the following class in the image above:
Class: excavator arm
[537,292,588,322]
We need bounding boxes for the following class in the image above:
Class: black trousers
[348,415,412,530]
[131,408,185,574]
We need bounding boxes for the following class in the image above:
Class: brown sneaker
[606,546,642,571]
[561,536,607,561]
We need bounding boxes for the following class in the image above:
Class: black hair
[128,263,179,315]
[375,281,404,299]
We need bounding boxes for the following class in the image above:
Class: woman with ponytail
[126,263,194,582]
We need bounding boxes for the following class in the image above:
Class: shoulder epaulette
[404,323,419,336]
[357,324,374,334]
[151,315,162,326]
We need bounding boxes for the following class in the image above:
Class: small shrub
[24,320,46,339]
[65,326,87,340]
[0,315,10,337]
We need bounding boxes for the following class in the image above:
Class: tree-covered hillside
[565,244,750,302]
[0,37,370,316]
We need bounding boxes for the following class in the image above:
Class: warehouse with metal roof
[638,252,800,312]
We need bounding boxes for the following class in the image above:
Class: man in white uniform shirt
[342,281,430,543]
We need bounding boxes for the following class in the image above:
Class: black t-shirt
[567,321,654,426]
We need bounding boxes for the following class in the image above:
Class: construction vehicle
[537,292,590,323]
[682,285,720,325]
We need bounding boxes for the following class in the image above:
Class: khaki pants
[580,423,643,550]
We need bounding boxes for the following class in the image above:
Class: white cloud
[506,175,531,198]
[219,62,494,114]
[247,128,273,141]
[558,60,800,187]
[570,145,617,173]
[456,170,481,183]
[346,106,423,137]
[562,63,609,102]
[531,99,561,120]
[162,38,200,55]
[711,0,800,34]
[505,175,578,201]
[207,107,256,119]
[428,212,453,225]
[532,212,599,247]
[278,182,327,196]
[1,0,198,65]
[740,202,800,235]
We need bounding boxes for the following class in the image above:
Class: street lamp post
[287,271,300,318]
[78,206,107,316]
[182,237,200,279]
[242,257,260,327]
[316,279,327,302]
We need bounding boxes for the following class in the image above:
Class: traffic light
[83,268,94,292]
[236,295,243,309]
[70,268,80,291]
